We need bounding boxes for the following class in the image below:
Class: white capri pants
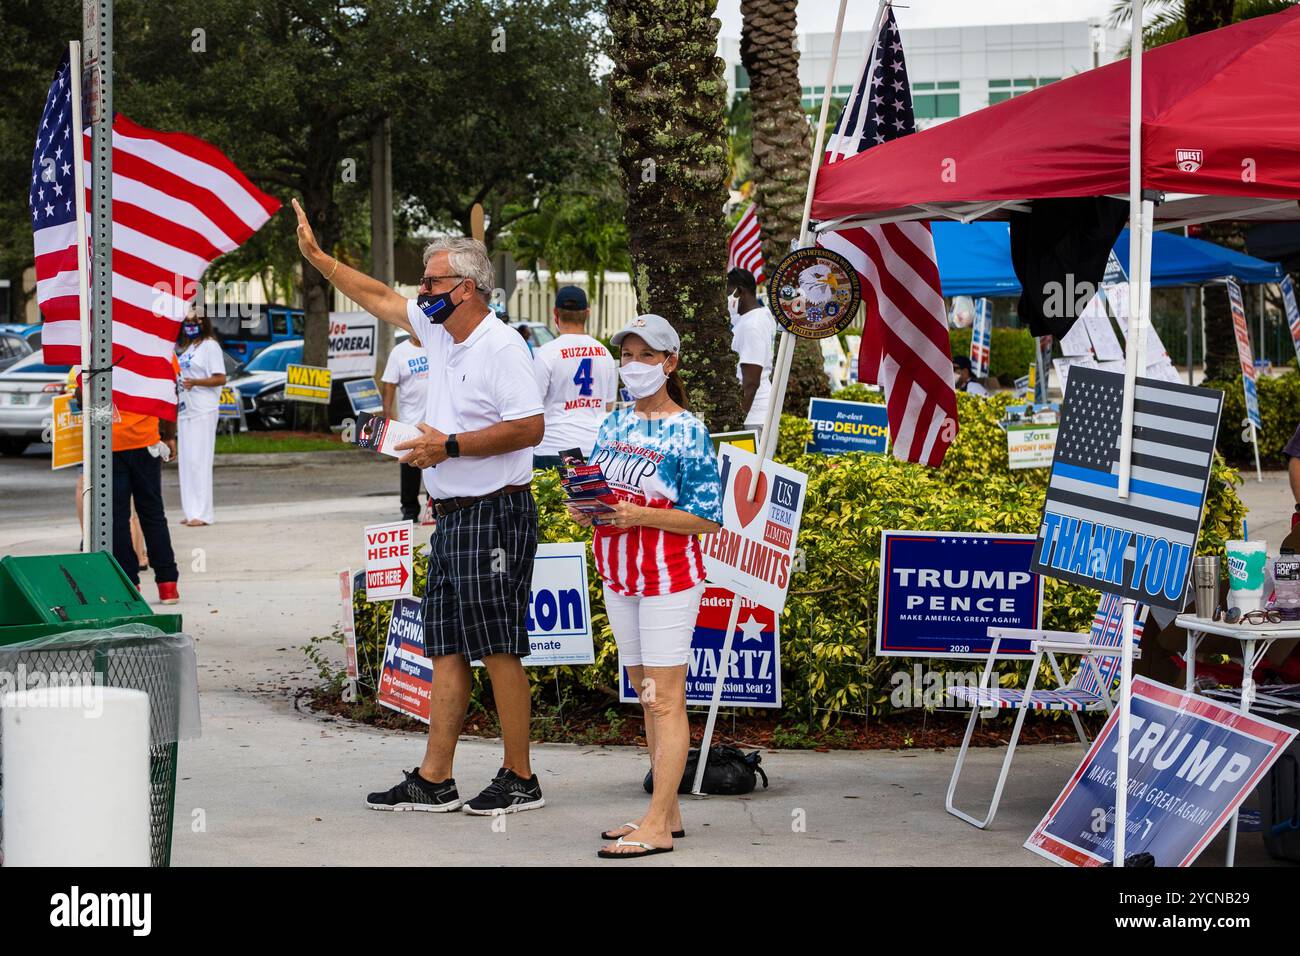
[602,581,706,668]
[178,410,218,524]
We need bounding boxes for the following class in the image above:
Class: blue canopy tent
[932,221,1281,296]
[933,222,1282,383]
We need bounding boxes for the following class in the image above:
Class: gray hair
[421,237,493,297]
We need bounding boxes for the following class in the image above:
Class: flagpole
[69,42,93,554]
[1114,0,1145,869]
[690,0,859,797]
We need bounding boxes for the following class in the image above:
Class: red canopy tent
[811,4,1300,232]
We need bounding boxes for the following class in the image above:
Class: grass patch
[216,430,353,454]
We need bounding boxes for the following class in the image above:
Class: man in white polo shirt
[380,330,429,521]
[293,200,547,817]
[531,285,617,469]
[726,267,776,440]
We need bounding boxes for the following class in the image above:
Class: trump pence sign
[877,531,1043,659]
[701,445,807,614]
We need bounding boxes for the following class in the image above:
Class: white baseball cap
[610,313,680,354]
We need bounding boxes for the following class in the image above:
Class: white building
[721,19,1127,127]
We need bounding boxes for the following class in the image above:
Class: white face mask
[619,360,668,400]
[727,292,740,325]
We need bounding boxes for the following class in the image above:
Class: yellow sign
[709,430,758,455]
[285,363,332,404]
[51,393,83,471]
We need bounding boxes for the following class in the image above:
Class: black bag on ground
[1261,752,1300,862]
[643,745,768,795]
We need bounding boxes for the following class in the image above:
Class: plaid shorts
[422,489,538,661]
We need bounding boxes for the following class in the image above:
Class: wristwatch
[446,433,461,458]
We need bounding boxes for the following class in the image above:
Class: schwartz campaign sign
[1031,367,1222,612]
[1027,677,1296,867]
[701,445,807,614]
[877,531,1043,659]
[518,542,594,666]
[620,587,780,708]
[805,397,888,456]
[377,597,432,724]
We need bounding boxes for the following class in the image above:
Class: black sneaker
[462,767,545,815]
[366,768,461,812]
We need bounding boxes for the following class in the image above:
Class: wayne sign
[701,445,807,613]
[364,520,414,601]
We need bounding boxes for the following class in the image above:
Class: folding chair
[944,593,1148,829]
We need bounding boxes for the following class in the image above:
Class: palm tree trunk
[741,0,831,414]
[607,0,743,429]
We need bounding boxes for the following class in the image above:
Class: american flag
[816,8,958,466]
[1031,367,1223,612]
[32,54,279,419]
[1075,592,1148,701]
[726,203,765,284]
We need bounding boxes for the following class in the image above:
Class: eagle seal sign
[767,247,861,340]
[1176,148,1204,173]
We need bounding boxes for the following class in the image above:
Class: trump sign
[1027,677,1296,867]
[877,531,1043,659]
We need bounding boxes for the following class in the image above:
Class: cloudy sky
[715,0,1122,37]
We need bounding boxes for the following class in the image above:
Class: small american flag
[817,7,958,467]
[32,54,279,419]
[1074,592,1148,700]
[1031,367,1223,611]
[726,203,765,285]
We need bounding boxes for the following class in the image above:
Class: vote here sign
[365,520,414,601]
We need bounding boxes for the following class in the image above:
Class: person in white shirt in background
[380,330,430,520]
[952,355,991,397]
[726,268,776,441]
[531,285,618,468]
[175,310,227,526]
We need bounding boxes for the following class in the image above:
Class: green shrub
[948,326,1038,387]
[1202,370,1300,468]
[321,390,1247,727]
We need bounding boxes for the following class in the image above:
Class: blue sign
[1027,677,1297,867]
[344,377,384,415]
[876,531,1043,659]
[1242,374,1261,431]
[806,397,889,456]
[620,587,780,708]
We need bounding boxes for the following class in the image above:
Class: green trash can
[0,552,186,866]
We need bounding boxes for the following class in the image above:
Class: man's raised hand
[291,198,323,262]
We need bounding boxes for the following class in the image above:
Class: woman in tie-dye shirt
[566,314,722,861]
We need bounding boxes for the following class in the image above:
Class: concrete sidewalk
[0,456,1290,865]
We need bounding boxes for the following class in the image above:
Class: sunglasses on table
[1214,607,1283,625]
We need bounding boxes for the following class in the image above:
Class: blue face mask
[182,322,201,338]
[417,291,456,324]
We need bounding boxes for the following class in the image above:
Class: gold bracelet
[324,257,340,281]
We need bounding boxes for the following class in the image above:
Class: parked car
[0,331,35,372]
[511,321,556,352]
[206,303,304,365]
[226,338,363,430]
[0,322,43,349]
[0,351,72,456]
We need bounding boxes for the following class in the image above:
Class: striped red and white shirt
[589,408,724,597]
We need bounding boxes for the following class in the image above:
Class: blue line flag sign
[1030,367,1222,612]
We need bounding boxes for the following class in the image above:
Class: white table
[1174,614,1300,866]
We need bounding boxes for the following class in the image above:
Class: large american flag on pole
[816,8,958,466]
[726,202,765,284]
[32,54,279,419]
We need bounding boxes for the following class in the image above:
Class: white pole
[70,42,93,553]
[1252,423,1263,482]
[1113,0,1145,869]
[2,686,151,865]
[692,0,862,796]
